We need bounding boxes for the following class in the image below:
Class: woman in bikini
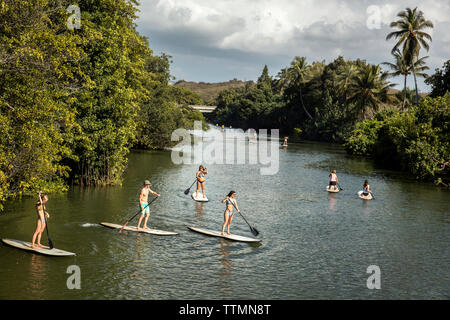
[221,191,239,236]
[195,165,208,199]
[31,193,50,249]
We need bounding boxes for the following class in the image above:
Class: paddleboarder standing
[137,180,160,231]
[31,193,49,249]
[194,165,208,199]
[221,191,239,236]
[329,170,339,191]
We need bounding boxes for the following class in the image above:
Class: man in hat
[137,180,160,231]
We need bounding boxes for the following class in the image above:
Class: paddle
[370,192,375,200]
[39,192,54,249]
[231,202,259,236]
[119,197,158,233]
[337,182,344,191]
[184,179,197,195]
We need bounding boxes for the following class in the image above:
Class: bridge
[188,105,217,113]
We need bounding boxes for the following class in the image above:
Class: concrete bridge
[189,105,217,113]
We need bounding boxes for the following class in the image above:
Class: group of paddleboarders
[328,170,373,199]
[192,165,239,236]
[29,166,373,247]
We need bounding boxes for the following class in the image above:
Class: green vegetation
[425,60,450,97]
[174,79,252,105]
[0,0,205,209]
[212,57,393,142]
[345,94,449,184]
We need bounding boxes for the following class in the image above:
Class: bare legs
[221,212,233,236]
[137,213,150,231]
[31,220,45,248]
[195,181,206,198]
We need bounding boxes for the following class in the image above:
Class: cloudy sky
[136,0,450,92]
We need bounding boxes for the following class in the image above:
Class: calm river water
[0,126,448,299]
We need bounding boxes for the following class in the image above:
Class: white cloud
[136,0,450,89]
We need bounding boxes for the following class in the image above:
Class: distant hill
[387,88,429,97]
[174,79,253,104]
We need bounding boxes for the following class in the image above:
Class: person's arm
[149,188,160,197]
[221,196,228,203]
[203,168,208,175]
[234,200,239,212]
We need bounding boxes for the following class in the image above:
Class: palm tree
[382,49,429,110]
[386,7,433,106]
[335,64,358,103]
[394,87,416,109]
[276,57,313,120]
[348,65,396,119]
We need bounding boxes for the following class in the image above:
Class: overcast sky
[136,0,450,92]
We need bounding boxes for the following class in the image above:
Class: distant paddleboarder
[221,191,239,236]
[329,170,339,191]
[137,180,160,231]
[361,180,371,197]
[283,136,288,146]
[194,165,208,199]
[31,193,50,249]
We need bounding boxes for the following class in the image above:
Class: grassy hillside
[174,79,253,104]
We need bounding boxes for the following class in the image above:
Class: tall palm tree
[348,65,396,119]
[382,49,429,110]
[276,57,313,120]
[386,7,433,106]
[335,64,358,103]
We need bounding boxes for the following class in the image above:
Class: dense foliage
[211,57,394,141]
[0,0,205,209]
[425,60,450,98]
[345,94,449,183]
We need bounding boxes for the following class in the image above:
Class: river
[0,126,448,299]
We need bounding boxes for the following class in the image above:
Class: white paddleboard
[326,186,339,193]
[358,191,373,200]
[191,192,208,202]
[187,226,261,243]
[100,222,178,235]
[1,239,76,257]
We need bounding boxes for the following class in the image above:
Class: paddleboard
[100,222,178,235]
[191,192,208,202]
[187,226,261,243]
[358,191,373,200]
[326,186,339,193]
[1,239,76,257]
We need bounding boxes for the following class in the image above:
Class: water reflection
[328,193,337,211]
[28,254,49,297]
[194,202,205,218]
[217,239,232,296]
